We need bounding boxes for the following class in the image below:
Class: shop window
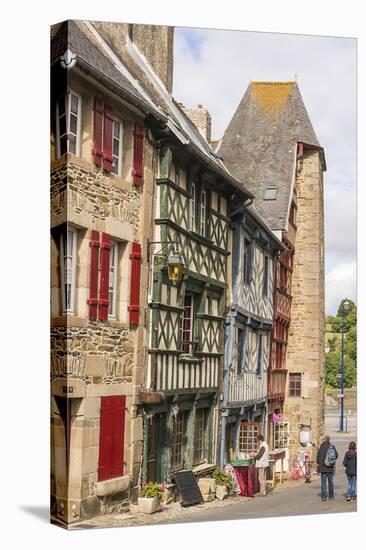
[239,422,260,453]
[171,412,187,471]
[272,421,289,450]
[289,373,302,397]
[193,409,208,464]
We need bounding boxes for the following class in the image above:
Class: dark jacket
[343,450,357,476]
[317,441,338,473]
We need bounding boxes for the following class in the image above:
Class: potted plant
[212,469,233,500]
[138,482,164,514]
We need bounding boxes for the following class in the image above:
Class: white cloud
[325,261,356,315]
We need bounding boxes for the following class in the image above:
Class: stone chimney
[180,104,212,143]
[129,24,174,93]
[91,21,174,93]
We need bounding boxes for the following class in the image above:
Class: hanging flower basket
[273,412,283,424]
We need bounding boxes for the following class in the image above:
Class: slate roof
[51,20,162,119]
[218,81,326,231]
[51,20,253,198]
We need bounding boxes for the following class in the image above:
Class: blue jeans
[321,472,334,499]
[347,475,356,498]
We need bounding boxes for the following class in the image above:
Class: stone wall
[284,151,325,461]
[50,71,156,521]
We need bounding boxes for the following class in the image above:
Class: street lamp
[167,251,185,283]
[340,299,350,431]
[148,241,185,284]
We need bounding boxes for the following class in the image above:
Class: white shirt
[256,441,269,468]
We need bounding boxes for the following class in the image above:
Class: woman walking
[343,441,357,502]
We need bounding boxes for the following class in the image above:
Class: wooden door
[98,396,126,482]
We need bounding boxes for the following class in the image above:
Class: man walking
[251,434,269,496]
[316,435,338,501]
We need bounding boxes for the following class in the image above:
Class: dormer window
[263,186,278,200]
[56,91,81,157]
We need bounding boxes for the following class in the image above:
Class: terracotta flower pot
[138,496,161,514]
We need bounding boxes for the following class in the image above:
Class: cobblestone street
[71,413,357,530]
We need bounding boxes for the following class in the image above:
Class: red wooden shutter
[98,232,111,321]
[133,123,144,186]
[128,242,142,326]
[93,97,104,167]
[111,396,126,478]
[98,396,125,482]
[103,104,113,172]
[88,230,100,320]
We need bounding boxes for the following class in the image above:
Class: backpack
[324,445,337,467]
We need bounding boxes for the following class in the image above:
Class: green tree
[330,316,342,333]
[345,325,357,362]
[325,351,356,389]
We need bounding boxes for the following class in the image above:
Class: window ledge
[51,316,87,328]
[94,475,130,497]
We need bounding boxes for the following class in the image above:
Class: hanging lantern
[299,424,311,447]
[167,252,185,283]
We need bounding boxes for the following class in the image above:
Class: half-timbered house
[121,76,254,484]
[220,205,284,465]
[219,81,326,463]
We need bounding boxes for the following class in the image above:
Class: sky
[172,27,356,316]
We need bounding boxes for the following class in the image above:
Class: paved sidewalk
[71,414,357,530]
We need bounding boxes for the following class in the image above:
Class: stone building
[219,81,326,462]
[50,19,176,525]
[220,205,284,465]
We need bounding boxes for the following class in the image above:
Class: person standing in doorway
[316,435,338,501]
[251,434,269,496]
[343,441,357,502]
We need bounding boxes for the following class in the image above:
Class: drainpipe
[220,315,234,466]
[219,414,227,467]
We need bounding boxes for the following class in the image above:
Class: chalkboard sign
[173,470,203,507]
